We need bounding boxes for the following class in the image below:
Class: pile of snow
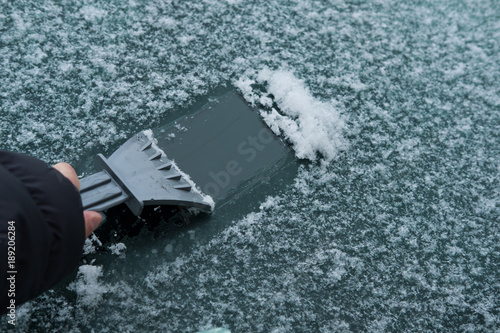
[68,265,109,308]
[236,68,348,162]
[82,234,102,256]
[108,242,127,256]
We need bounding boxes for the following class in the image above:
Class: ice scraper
[79,91,293,218]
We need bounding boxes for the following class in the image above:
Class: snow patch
[236,69,348,162]
[68,265,109,308]
[108,243,127,255]
[83,234,102,256]
[80,6,107,22]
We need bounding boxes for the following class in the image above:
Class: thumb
[84,210,103,238]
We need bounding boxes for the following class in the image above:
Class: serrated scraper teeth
[149,152,162,160]
[174,182,192,191]
[156,162,172,170]
[140,141,152,151]
[165,173,182,180]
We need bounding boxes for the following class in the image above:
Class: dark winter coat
[0,151,85,313]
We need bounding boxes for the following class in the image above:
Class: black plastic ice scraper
[79,91,293,217]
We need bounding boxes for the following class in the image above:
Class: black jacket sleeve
[0,150,85,312]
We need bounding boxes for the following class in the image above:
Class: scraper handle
[80,170,129,212]
[78,136,212,217]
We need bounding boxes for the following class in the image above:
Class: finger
[84,210,103,238]
[53,162,80,191]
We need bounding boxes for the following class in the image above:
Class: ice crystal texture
[1,0,498,332]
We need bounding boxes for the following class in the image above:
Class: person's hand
[53,163,102,237]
